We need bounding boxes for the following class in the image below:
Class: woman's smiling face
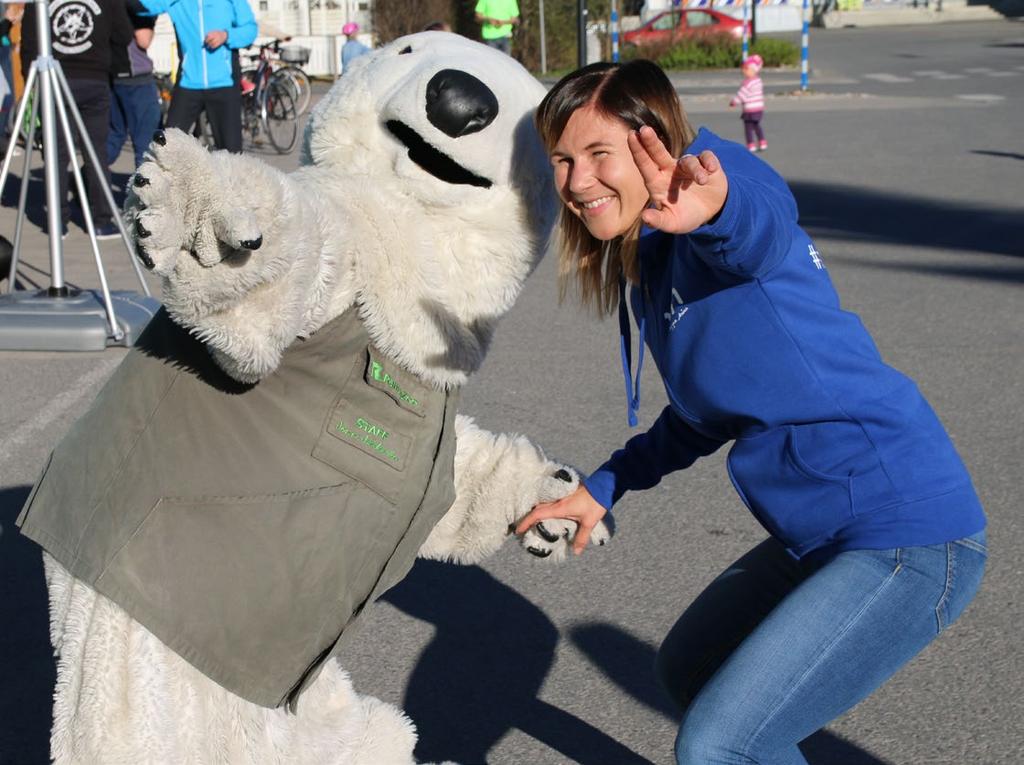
[550,105,650,241]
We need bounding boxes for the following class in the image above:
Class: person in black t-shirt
[21,0,133,238]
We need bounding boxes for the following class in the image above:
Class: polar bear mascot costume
[17,33,610,765]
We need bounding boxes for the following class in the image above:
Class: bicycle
[276,44,313,117]
[239,40,300,154]
[154,72,173,126]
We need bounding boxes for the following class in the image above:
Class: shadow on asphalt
[570,623,894,765]
[0,485,54,765]
[790,181,1024,265]
[0,167,134,236]
[0,490,652,765]
[827,253,1024,285]
[970,149,1024,162]
[384,558,655,765]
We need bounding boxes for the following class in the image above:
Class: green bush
[750,37,800,67]
[622,33,799,70]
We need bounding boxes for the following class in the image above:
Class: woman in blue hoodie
[516,60,987,765]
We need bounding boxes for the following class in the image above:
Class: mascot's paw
[517,466,612,561]
[125,128,263,277]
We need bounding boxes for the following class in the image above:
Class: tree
[373,0,455,44]
[513,0,612,73]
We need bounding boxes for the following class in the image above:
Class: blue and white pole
[800,0,810,91]
[611,0,619,62]
[742,0,749,59]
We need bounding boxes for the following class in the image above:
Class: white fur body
[43,33,609,765]
[45,554,428,765]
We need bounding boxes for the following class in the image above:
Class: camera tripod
[0,0,159,350]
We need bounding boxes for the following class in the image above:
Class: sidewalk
[0,147,158,300]
[821,0,1005,27]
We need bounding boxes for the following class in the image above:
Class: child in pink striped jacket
[730,54,767,152]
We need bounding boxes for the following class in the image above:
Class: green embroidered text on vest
[371,360,419,408]
[335,418,399,462]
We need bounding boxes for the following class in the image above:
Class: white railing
[148,21,351,78]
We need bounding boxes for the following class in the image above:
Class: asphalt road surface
[1,21,1021,765]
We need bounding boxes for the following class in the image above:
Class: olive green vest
[18,307,459,708]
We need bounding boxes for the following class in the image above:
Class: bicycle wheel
[278,66,312,116]
[154,73,174,126]
[260,80,297,154]
[194,111,216,149]
[19,92,42,151]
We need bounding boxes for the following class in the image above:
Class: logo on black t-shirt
[51,0,101,55]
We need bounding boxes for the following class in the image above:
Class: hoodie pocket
[727,423,897,548]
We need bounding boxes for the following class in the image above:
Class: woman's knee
[655,623,736,715]
[673,705,741,765]
[654,631,701,713]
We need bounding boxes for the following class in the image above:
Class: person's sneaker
[94,222,121,240]
[747,143,757,152]
[758,140,768,152]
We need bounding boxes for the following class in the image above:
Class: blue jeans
[108,80,162,169]
[483,36,511,55]
[656,531,987,764]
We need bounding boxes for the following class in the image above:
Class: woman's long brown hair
[535,60,696,315]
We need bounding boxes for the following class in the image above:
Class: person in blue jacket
[516,60,987,765]
[140,0,258,152]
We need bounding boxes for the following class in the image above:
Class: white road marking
[864,73,914,83]
[0,356,123,470]
[964,67,994,74]
[956,94,1006,103]
[983,71,1019,78]
[912,70,966,80]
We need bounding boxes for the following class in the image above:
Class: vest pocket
[95,482,393,706]
[312,356,423,504]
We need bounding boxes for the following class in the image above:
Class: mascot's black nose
[425,70,499,138]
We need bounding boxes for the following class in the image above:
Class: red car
[623,8,748,45]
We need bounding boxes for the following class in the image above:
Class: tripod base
[0,289,160,350]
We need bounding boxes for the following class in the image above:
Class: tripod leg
[34,58,71,294]
[52,61,151,298]
[7,85,41,293]
[0,62,39,201]
[50,70,122,340]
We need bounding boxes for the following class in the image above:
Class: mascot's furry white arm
[422,416,610,564]
[24,33,610,765]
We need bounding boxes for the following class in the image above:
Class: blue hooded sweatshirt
[140,0,257,90]
[583,128,985,560]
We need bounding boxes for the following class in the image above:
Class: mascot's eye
[399,46,413,55]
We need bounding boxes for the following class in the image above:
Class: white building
[148,0,374,78]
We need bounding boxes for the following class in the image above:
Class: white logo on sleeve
[808,245,824,270]
[664,288,689,331]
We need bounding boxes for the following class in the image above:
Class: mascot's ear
[508,112,556,241]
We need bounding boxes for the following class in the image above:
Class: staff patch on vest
[365,349,427,417]
[330,413,408,470]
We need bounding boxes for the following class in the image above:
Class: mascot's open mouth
[385,120,492,189]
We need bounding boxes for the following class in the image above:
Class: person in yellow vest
[475,0,518,55]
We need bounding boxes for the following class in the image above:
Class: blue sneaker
[94,222,121,240]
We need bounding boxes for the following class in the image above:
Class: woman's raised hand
[628,125,728,235]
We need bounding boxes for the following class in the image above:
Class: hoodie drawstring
[618,277,645,427]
